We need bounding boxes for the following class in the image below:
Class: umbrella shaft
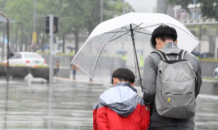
[130,24,143,89]
[130,24,134,40]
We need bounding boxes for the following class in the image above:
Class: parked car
[201,52,214,58]
[4,52,47,67]
[191,51,203,58]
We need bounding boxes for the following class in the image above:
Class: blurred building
[156,0,174,18]
[174,4,218,26]
[173,4,218,58]
[157,0,218,58]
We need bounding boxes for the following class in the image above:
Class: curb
[54,77,103,85]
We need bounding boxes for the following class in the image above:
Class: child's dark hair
[111,68,135,84]
[151,25,177,49]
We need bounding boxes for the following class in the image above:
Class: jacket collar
[163,42,179,49]
[113,82,137,93]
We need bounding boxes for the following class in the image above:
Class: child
[93,68,150,130]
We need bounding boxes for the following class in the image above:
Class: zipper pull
[166,93,172,96]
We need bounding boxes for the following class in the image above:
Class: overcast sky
[125,0,157,13]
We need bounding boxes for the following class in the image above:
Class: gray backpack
[153,49,196,118]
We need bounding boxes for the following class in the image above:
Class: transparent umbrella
[116,49,127,55]
[71,12,200,88]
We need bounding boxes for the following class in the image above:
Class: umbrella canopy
[116,49,127,55]
[71,12,199,80]
[136,49,143,53]
[88,12,199,52]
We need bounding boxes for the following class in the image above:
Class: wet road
[0,80,218,130]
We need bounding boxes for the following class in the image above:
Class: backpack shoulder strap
[151,50,169,61]
[178,50,187,60]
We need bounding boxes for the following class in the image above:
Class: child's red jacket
[93,82,150,130]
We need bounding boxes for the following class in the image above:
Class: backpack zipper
[165,92,192,96]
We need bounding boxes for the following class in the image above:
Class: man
[93,68,150,130]
[142,25,202,130]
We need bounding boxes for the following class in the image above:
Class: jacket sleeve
[93,104,109,130]
[142,55,157,105]
[140,105,150,130]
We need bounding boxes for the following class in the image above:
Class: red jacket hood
[99,82,138,117]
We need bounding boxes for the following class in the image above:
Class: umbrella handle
[130,24,143,90]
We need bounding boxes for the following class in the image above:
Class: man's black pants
[149,126,193,130]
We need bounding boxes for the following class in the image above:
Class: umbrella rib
[121,26,130,30]
[107,23,144,43]
[108,30,131,42]
[129,23,143,30]
[133,28,153,34]
[134,23,164,34]
[71,62,93,78]
[104,30,129,34]
[108,29,151,43]
[104,23,143,35]
[139,23,163,29]
[109,27,126,41]
[129,23,153,34]
[92,42,108,78]
[121,23,143,31]
[133,31,151,35]
[92,28,125,77]
[133,27,151,32]
[104,25,140,34]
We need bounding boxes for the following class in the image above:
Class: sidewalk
[54,77,103,85]
[68,71,112,85]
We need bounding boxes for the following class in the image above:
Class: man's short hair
[151,25,177,49]
[111,68,135,84]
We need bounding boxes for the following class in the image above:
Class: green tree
[62,0,134,53]
[0,0,134,54]
[167,0,218,20]
[37,0,75,53]
[39,0,134,53]
[0,0,41,52]
[82,0,134,34]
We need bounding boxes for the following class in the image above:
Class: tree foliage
[167,0,218,20]
[0,0,134,52]
[199,0,218,20]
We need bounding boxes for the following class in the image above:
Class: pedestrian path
[54,77,102,85]
[0,81,217,130]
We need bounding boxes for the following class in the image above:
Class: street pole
[0,11,10,130]
[122,0,125,14]
[42,32,45,52]
[33,0,36,32]
[49,15,54,83]
[100,0,103,22]
[2,29,5,60]
[15,30,18,52]
[0,12,10,86]
[48,15,54,129]
[21,25,24,51]
[32,0,37,50]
